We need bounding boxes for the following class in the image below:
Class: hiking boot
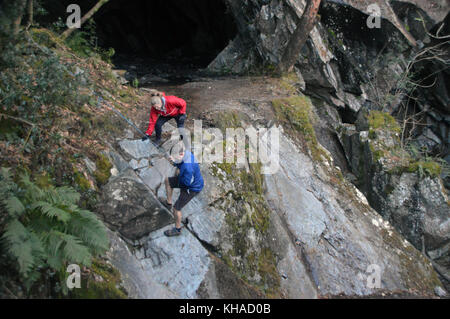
[164,227,181,237]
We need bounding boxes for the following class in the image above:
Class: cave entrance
[94,0,237,70]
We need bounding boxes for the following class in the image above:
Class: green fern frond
[1,166,110,292]
[20,174,44,202]
[3,196,25,217]
[55,186,80,204]
[59,232,92,266]
[31,201,71,223]
[0,180,18,196]
[0,167,13,181]
[2,219,37,277]
[67,209,109,254]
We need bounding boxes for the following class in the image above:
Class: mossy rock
[272,95,328,162]
[214,110,242,132]
[210,161,279,297]
[94,154,112,186]
[279,72,300,95]
[257,248,281,298]
[367,111,401,133]
[391,160,443,178]
[73,168,92,191]
[70,259,127,299]
[30,28,65,49]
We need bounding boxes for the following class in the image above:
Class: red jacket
[145,93,187,136]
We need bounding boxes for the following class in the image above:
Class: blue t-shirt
[175,151,204,192]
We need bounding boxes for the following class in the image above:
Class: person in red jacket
[142,91,187,145]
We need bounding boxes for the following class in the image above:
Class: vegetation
[210,152,279,297]
[0,168,109,294]
[272,95,328,162]
[0,1,145,297]
[367,111,444,179]
[93,154,112,186]
[70,258,127,299]
[368,111,401,133]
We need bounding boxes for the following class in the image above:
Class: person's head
[150,91,164,110]
[170,142,186,163]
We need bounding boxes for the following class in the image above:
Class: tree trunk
[277,0,322,74]
[26,0,33,28]
[12,0,28,35]
[61,0,110,40]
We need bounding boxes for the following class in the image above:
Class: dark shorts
[168,176,199,211]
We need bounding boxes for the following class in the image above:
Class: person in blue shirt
[164,142,204,237]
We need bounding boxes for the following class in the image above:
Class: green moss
[30,28,65,49]
[368,111,401,133]
[257,248,281,298]
[73,169,91,191]
[272,95,328,162]
[71,259,127,299]
[279,72,299,95]
[373,150,385,162]
[406,160,442,178]
[215,111,242,133]
[211,160,278,296]
[94,154,112,185]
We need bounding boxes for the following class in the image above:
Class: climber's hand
[167,155,176,166]
[141,134,150,141]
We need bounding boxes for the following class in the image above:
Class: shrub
[0,167,109,293]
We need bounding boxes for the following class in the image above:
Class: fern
[3,196,25,217]
[2,219,44,277]
[0,168,109,293]
[31,201,71,223]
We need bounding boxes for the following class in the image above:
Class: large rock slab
[136,225,212,298]
[264,133,441,296]
[106,230,178,298]
[97,169,173,240]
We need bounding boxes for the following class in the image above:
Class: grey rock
[138,225,212,298]
[106,230,178,298]
[119,139,159,160]
[139,166,164,192]
[97,169,172,240]
[129,158,149,170]
[109,150,131,175]
[434,286,447,297]
[83,157,97,174]
[265,133,439,295]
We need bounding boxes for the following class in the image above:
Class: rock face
[215,0,449,165]
[207,0,449,290]
[96,82,443,297]
[265,130,441,295]
[93,0,449,298]
[338,113,449,289]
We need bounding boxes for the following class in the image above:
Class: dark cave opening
[93,0,237,68]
